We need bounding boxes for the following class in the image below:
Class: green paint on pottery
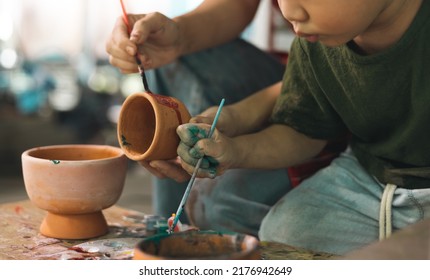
[121,134,131,146]
[50,160,60,164]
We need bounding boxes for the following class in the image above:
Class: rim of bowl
[22,144,125,163]
[118,92,159,161]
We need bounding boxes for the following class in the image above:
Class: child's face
[277,0,390,46]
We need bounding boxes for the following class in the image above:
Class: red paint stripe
[150,93,183,124]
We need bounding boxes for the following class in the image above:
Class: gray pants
[147,38,290,235]
[259,148,430,255]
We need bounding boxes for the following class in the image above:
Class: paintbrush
[169,98,226,234]
[120,0,151,92]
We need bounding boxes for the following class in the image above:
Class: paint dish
[21,144,127,239]
[133,231,260,260]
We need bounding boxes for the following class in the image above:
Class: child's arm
[190,82,282,137]
[177,122,327,178]
[232,124,327,169]
[139,81,281,183]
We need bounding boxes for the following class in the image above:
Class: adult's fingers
[149,159,191,183]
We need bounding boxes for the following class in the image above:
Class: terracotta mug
[117,92,191,162]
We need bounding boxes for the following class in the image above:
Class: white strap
[379,183,397,240]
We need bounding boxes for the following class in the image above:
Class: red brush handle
[120,0,132,34]
[119,0,151,92]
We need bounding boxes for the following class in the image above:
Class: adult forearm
[231,124,327,169]
[174,0,260,55]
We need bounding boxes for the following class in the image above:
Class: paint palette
[133,230,260,260]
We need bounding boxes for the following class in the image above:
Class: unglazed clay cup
[133,231,261,260]
[21,144,127,239]
[117,92,191,162]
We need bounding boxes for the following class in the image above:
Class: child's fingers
[177,123,210,146]
[177,142,212,169]
[177,142,201,166]
[189,115,213,125]
[180,160,217,179]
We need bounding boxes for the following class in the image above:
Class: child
[176,0,430,255]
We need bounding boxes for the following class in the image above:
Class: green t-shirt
[271,1,430,189]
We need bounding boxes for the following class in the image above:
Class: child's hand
[190,106,239,137]
[176,123,238,178]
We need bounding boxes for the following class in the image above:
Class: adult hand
[106,12,182,73]
[139,158,191,183]
[176,123,238,178]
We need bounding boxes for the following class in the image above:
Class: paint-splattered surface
[0,200,336,260]
[0,200,153,260]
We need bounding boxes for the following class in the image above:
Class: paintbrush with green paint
[169,98,226,234]
[120,0,151,92]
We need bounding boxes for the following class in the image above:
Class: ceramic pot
[117,92,191,162]
[133,231,261,260]
[21,144,127,239]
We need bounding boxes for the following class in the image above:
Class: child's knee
[259,205,289,242]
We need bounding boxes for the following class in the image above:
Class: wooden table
[0,200,335,260]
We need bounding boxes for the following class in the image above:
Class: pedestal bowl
[21,144,127,239]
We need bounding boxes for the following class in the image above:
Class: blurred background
[0,0,293,212]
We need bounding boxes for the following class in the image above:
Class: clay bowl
[133,231,261,260]
[21,144,127,240]
[117,92,191,162]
